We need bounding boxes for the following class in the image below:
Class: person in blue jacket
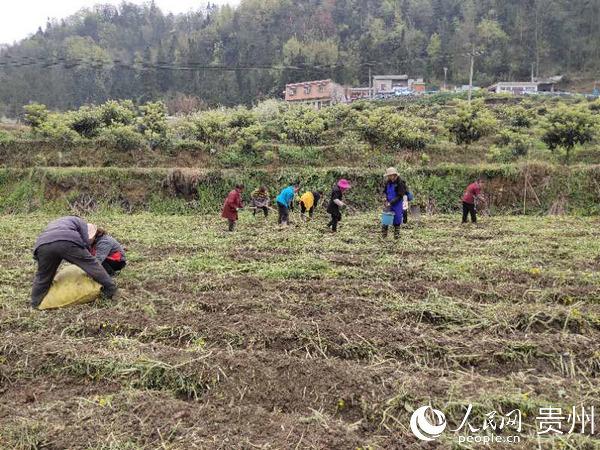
[276,182,299,225]
[382,167,407,239]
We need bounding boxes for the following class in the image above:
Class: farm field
[1,212,600,449]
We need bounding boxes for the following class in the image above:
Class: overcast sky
[0,0,240,45]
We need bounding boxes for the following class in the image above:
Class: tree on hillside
[541,105,597,164]
[445,100,497,146]
[1,0,600,113]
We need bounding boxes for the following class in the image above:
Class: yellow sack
[39,264,102,310]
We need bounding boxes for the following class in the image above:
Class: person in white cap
[30,216,117,309]
[382,167,408,239]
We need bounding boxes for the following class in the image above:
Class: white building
[488,82,538,95]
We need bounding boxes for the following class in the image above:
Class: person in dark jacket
[327,179,351,232]
[30,216,117,309]
[382,167,407,239]
[92,228,127,276]
[221,184,244,231]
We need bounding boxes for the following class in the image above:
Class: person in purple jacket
[30,216,117,309]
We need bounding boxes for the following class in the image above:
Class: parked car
[394,87,413,96]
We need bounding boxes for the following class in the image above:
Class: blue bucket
[381,211,395,226]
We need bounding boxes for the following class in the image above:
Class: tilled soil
[1,214,599,449]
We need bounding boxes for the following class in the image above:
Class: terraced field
[1,212,599,449]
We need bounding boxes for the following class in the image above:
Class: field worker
[250,185,270,218]
[462,178,485,223]
[30,216,117,309]
[382,167,407,239]
[327,179,351,232]
[299,190,323,221]
[91,228,127,276]
[276,182,299,225]
[222,184,245,231]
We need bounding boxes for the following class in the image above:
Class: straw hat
[87,223,98,242]
[337,179,351,189]
[384,167,399,178]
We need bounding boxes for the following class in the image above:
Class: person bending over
[276,182,299,226]
[30,216,117,309]
[250,185,270,218]
[299,190,323,221]
[462,178,485,224]
[327,179,351,233]
[92,228,127,276]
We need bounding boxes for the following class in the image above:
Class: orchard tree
[23,103,49,130]
[445,100,497,145]
[542,105,597,163]
[358,107,429,151]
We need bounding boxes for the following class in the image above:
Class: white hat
[384,167,399,178]
[87,223,98,241]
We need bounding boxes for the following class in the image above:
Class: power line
[0,51,470,73]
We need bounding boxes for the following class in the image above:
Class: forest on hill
[1,0,599,115]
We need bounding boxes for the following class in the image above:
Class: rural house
[346,87,371,101]
[533,76,562,92]
[487,81,539,95]
[284,79,346,108]
[373,74,409,93]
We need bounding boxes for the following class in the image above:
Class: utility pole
[368,64,372,99]
[468,45,475,103]
[531,63,535,83]
[443,67,448,91]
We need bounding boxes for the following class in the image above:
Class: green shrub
[263,149,277,164]
[252,99,288,122]
[229,106,256,128]
[446,100,497,145]
[542,104,598,163]
[280,107,325,145]
[333,132,368,160]
[68,105,103,138]
[495,105,533,129]
[357,107,429,151]
[23,103,49,130]
[0,130,13,143]
[234,123,263,154]
[99,100,136,127]
[589,99,600,113]
[278,145,323,165]
[38,114,80,144]
[495,130,535,158]
[217,149,249,168]
[139,101,169,149]
[96,125,146,151]
[190,110,231,144]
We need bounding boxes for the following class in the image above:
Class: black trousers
[102,259,127,277]
[278,203,290,224]
[253,206,268,217]
[403,208,408,224]
[300,202,315,218]
[328,211,342,232]
[227,219,236,231]
[462,201,477,223]
[31,241,117,308]
[382,224,401,238]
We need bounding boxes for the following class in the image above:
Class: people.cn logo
[410,406,447,441]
